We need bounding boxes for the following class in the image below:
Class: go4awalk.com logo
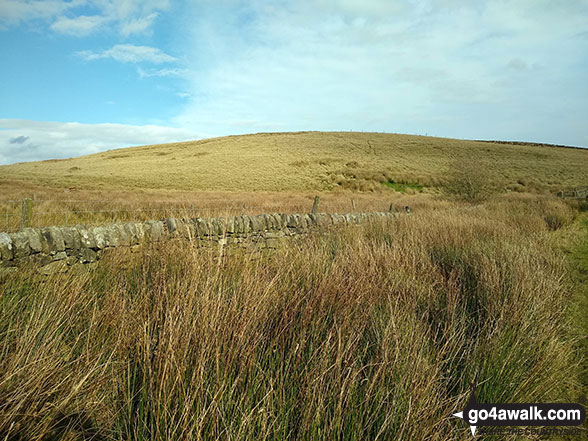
[452,387,586,437]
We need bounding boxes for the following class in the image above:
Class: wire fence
[0,197,399,233]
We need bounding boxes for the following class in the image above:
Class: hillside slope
[1,132,587,192]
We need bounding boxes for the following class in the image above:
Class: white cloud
[0,0,81,26]
[0,0,169,36]
[50,14,105,36]
[77,44,176,63]
[173,0,588,146]
[94,0,170,20]
[120,12,158,36]
[0,119,205,165]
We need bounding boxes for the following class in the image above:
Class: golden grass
[0,130,586,439]
[0,195,583,440]
[1,132,587,193]
[0,185,445,232]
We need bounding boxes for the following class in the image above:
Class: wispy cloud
[0,119,205,165]
[137,66,187,78]
[120,12,158,37]
[0,0,168,36]
[77,44,176,64]
[50,14,105,36]
[0,0,80,27]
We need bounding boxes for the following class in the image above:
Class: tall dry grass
[0,185,444,233]
[0,197,582,440]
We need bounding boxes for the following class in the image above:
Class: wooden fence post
[311,196,320,214]
[21,198,32,230]
[351,199,356,211]
[389,202,396,213]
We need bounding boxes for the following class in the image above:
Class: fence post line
[20,198,33,230]
[311,196,320,214]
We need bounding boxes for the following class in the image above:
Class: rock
[39,260,69,275]
[102,225,118,247]
[78,227,97,249]
[41,227,66,253]
[165,218,177,234]
[262,214,275,230]
[91,226,107,249]
[209,218,223,236]
[144,220,164,241]
[52,251,67,261]
[61,227,82,251]
[0,233,14,261]
[24,228,43,253]
[115,224,131,246]
[192,218,208,236]
[11,231,31,258]
[177,221,195,240]
[250,215,266,231]
[79,248,97,263]
[241,216,252,234]
[223,216,235,234]
[124,223,139,244]
[22,253,52,266]
[233,216,244,234]
[291,214,300,227]
[272,214,283,229]
[135,223,145,242]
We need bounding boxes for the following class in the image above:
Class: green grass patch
[566,215,588,389]
[383,180,423,192]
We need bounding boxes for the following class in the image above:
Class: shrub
[442,158,497,202]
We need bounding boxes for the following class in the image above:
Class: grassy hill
[1,131,587,193]
[2,131,588,440]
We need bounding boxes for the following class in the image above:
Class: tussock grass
[0,196,581,440]
[1,132,587,193]
[0,187,433,232]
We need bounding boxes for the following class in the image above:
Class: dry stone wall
[0,212,398,273]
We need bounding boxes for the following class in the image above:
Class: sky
[0,0,587,165]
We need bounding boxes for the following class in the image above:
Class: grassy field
[0,195,584,440]
[1,132,587,440]
[1,132,587,193]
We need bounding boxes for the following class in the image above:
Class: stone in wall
[40,227,65,254]
[0,211,403,270]
[0,233,14,261]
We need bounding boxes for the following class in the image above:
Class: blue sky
[0,0,587,164]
